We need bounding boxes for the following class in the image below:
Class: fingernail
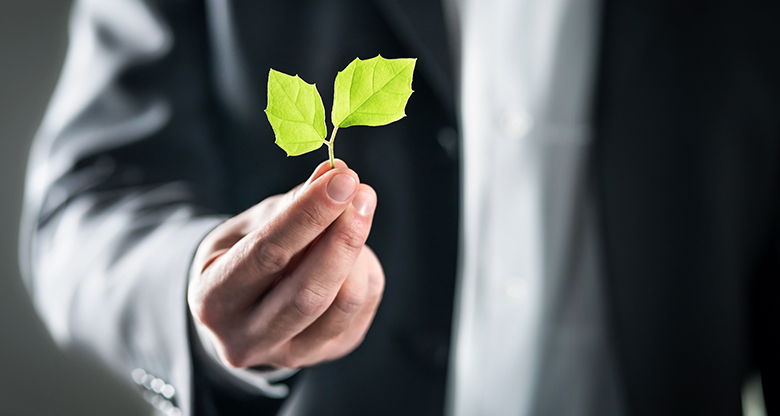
[352,189,376,216]
[327,174,357,202]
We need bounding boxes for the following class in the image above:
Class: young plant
[265,55,416,168]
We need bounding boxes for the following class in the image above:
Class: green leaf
[332,55,416,128]
[265,69,327,156]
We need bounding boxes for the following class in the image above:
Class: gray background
[0,1,150,414]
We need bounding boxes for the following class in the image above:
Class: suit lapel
[373,0,457,118]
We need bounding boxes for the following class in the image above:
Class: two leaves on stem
[265,55,416,168]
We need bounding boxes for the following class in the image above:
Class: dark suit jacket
[21,0,780,415]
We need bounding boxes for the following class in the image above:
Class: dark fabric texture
[594,0,780,414]
[21,0,780,415]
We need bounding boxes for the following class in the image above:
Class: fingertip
[351,185,377,217]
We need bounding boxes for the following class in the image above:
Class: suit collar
[373,0,457,118]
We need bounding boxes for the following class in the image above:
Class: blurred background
[0,1,151,414]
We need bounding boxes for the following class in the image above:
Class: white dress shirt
[449,0,626,414]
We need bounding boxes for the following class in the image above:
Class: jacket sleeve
[18,1,273,414]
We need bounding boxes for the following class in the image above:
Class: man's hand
[188,160,384,369]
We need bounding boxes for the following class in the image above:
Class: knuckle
[189,294,221,329]
[221,343,252,368]
[254,240,292,274]
[193,304,217,329]
[333,286,365,314]
[292,284,331,317]
[299,200,331,229]
[334,222,366,251]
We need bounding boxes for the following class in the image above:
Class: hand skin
[188,159,385,369]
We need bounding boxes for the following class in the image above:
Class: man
[21,0,780,415]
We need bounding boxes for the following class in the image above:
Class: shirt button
[161,384,176,399]
[131,368,147,385]
[151,378,165,393]
[159,400,174,413]
[504,276,529,301]
[501,109,533,138]
[141,374,155,389]
[437,126,458,159]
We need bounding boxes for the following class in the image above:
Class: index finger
[210,162,361,308]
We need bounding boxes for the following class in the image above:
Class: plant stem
[327,126,339,169]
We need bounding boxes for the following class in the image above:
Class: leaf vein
[274,74,322,138]
[340,64,411,125]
